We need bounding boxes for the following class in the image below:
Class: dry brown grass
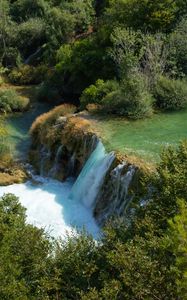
[115,151,156,174]
[0,163,27,186]
[30,104,76,132]
[30,104,76,145]
[68,117,91,131]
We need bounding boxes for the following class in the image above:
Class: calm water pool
[93,109,187,162]
[2,102,52,159]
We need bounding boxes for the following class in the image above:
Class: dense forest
[1,0,187,117]
[0,0,187,299]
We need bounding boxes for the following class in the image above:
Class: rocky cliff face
[30,107,151,224]
[30,106,99,180]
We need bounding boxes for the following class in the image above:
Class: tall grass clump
[0,142,12,167]
[0,89,29,113]
[30,104,76,144]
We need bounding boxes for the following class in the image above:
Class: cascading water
[69,141,115,208]
[40,146,51,176]
[68,151,76,176]
[0,140,114,238]
[94,162,136,224]
[0,136,136,238]
[48,145,64,177]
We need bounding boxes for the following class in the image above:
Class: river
[0,104,187,238]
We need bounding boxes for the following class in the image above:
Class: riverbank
[0,82,53,185]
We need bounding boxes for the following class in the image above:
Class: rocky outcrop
[93,155,145,224]
[30,110,99,181]
[30,107,152,224]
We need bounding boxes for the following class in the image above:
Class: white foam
[0,178,100,239]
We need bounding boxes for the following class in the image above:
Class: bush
[117,74,153,118]
[0,89,29,113]
[8,64,48,85]
[168,18,187,76]
[154,76,187,111]
[81,74,153,119]
[80,79,119,109]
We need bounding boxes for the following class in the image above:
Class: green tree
[104,0,179,33]
[0,194,51,299]
[10,0,49,22]
[169,199,187,300]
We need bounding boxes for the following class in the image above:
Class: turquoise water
[3,102,52,159]
[94,109,187,162]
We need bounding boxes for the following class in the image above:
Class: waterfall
[40,146,51,176]
[69,141,115,208]
[68,151,76,176]
[117,165,135,214]
[96,163,136,223]
[82,134,99,162]
[48,145,63,177]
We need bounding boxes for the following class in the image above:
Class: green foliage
[0,193,51,299]
[16,17,46,58]
[59,0,95,34]
[81,74,153,119]
[0,89,29,113]
[55,37,114,95]
[169,199,187,299]
[110,27,144,78]
[103,74,153,118]
[0,0,18,66]
[8,64,48,85]
[168,17,187,76]
[104,0,183,33]
[44,0,95,61]
[0,142,186,299]
[51,233,99,299]
[10,0,49,22]
[154,76,187,111]
[80,79,119,109]
[46,7,76,49]
[146,140,187,228]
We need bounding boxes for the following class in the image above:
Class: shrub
[154,76,187,111]
[168,18,187,76]
[81,74,153,119]
[118,74,153,118]
[80,79,119,109]
[0,142,12,166]
[8,64,49,85]
[0,89,29,113]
